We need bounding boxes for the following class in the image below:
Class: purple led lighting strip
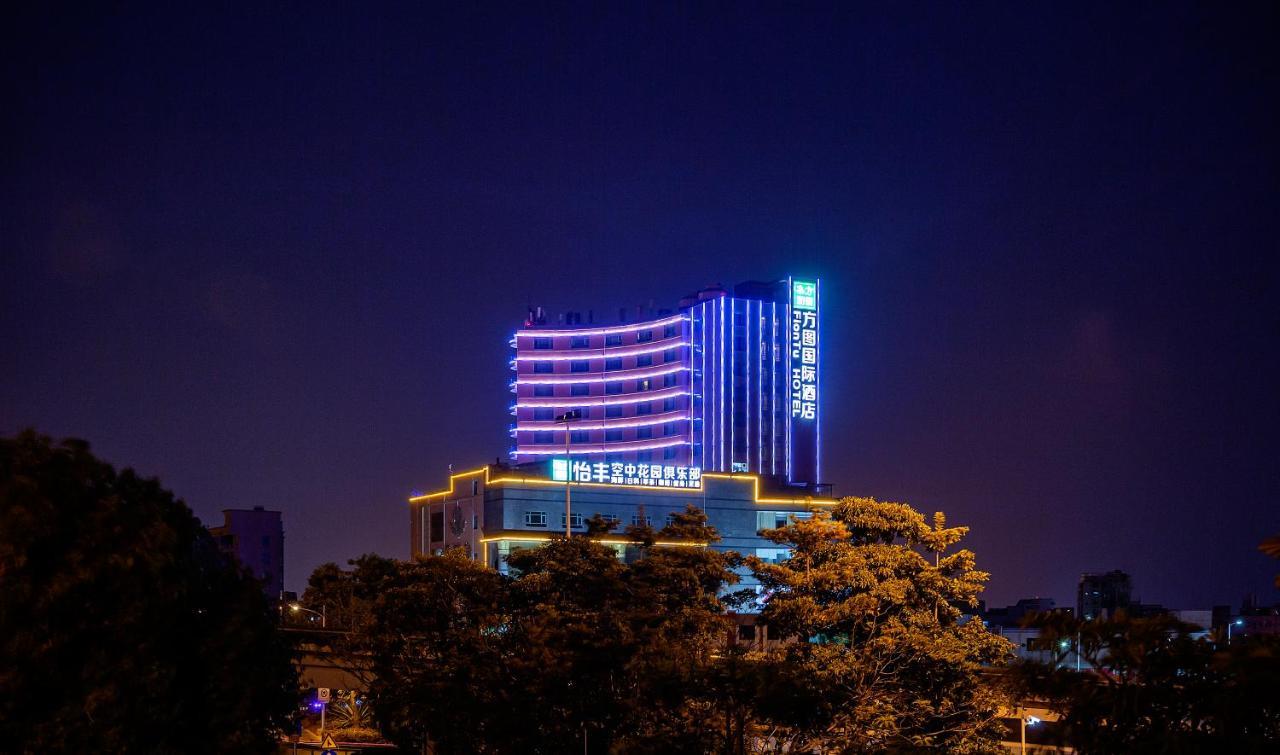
[514,314,687,338]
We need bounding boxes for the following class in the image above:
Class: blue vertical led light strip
[729,297,735,470]
[747,299,757,476]
[743,298,749,471]
[719,296,725,471]
[771,300,778,476]
[701,302,708,470]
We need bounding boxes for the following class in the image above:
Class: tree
[747,497,1011,753]
[1011,611,1280,753]
[0,430,298,753]
[336,504,743,754]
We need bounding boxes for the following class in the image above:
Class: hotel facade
[509,277,821,488]
[409,276,830,589]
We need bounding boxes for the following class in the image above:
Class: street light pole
[1228,618,1244,644]
[290,603,326,628]
[557,409,581,539]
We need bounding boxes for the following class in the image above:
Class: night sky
[3,3,1276,610]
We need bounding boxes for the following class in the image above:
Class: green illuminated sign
[792,280,817,311]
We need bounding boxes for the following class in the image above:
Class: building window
[430,511,443,540]
[663,397,677,411]
[534,384,554,397]
[533,361,553,374]
[472,480,479,496]
[664,324,677,338]
[571,360,590,373]
[534,407,553,420]
[632,514,652,526]
[605,334,623,347]
[636,426,652,439]
[606,381,624,395]
[636,378,652,391]
[664,347,678,361]
[664,422,679,436]
[637,329,653,342]
[636,354,653,367]
[663,374,677,388]
[571,384,590,396]
[571,335,590,348]
[571,430,589,443]
[635,450,653,463]
[533,337,552,350]
[597,513,619,525]
[605,405,623,418]
[561,512,584,528]
[605,357,622,371]
[636,403,652,415]
[524,511,547,527]
[534,431,554,443]
[605,429,623,441]
[663,446,678,460]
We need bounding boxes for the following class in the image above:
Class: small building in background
[208,506,284,597]
[983,597,1059,629]
[1077,570,1133,620]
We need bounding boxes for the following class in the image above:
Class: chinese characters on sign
[790,280,818,421]
[551,459,703,489]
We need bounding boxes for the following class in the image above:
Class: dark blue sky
[3,3,1276,608]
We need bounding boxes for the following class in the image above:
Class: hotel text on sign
[790,279,818,421]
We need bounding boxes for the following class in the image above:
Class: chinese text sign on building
[550,458,703,489]
[790,279,818,421]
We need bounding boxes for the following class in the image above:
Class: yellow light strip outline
[408,465,835,507]
[407,467,489,502]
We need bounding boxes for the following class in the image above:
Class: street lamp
[556,409,583,539]
[290,603,326,628]
[1021,712,1040,754]
[1228,618,1244,644]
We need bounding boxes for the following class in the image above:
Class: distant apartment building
[208,506,284,597]
[1077,570,1133,620]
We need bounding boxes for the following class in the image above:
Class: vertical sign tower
[788,278,820,485]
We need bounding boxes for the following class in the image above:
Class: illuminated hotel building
[510,277,821,489]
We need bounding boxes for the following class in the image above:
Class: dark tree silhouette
[0,430,298,753]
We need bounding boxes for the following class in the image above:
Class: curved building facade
[511,313,695,466]
[511,276,821,487]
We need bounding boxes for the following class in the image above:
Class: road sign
[321,734,337,748]
[317,687,331,702]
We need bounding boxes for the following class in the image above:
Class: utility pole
[557,409,581,538]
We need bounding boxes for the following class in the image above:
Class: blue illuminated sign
[550,458,702,488]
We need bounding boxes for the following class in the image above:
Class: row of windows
[528,398,682,421]
[523,510,668,528]
[530,324,680,350]
[517,446,681,462]
[527,377,681,398]
[530,349,681,374]
[529,422,684,443]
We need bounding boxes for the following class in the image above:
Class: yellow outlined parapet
[408,465,836,507]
